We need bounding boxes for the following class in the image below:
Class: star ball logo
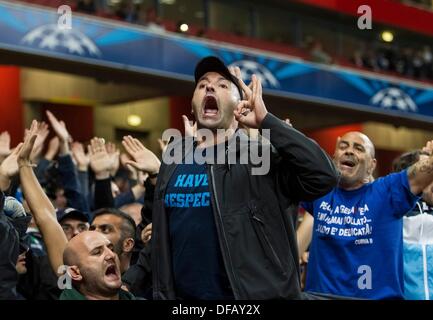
[20,5,101,57]
[370,88,418,112]
[229,60,280,89]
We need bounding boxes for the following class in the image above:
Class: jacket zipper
[251,213,284,272]
[209,164,241,299]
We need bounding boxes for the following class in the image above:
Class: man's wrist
[45,152,56,161]
[58,141,70,156]
[95,171,110,180]
[18,162,37,169]
[78,165,88,172]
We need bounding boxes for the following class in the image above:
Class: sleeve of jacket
[77,170,90,204]
[140,178,154,225]
[261,113,338,202]
[58,155,89,211]
[114,189,136,208]
[35,158,51,185]
[94,178,115,209]
[0,192,20,300]
[122,244,152,298]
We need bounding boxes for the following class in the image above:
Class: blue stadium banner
[1,0,433,122]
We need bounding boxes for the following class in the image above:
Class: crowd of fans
[75,0,163,29]
[352,45,433,80]
[1,56,433,300]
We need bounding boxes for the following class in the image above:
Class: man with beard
[90,208,136,274]
[87,137,137,274]
[121,56,338,299]
[298,132,433,299]
[16,121,136,299]
[60,230,134,300]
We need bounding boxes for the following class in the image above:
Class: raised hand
[157,138,168,154]
[46,110,70,155]
[46,111,69,142]
[0,142,24,191]
[88,137,111,179]
[29,121,50,162]
[106,142,120,176]
[422,140,433,156]
[18,120,38,166]
[0,131,11,161]
[141,223,152,245]
[233,74,268,129]
[230,66,253,100]
[122,136,160,175]
[182,115,197,138]
[71,142,90,171]
[45,136,60,161]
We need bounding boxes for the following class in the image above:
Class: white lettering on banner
[314,202,374,244]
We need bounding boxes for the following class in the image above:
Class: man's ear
[67,265,82,282]
[369,158,377,175]
[191,101,195,116]
[333,136,342,157]
[122,238,135,254]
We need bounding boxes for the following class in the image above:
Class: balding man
[17,121,136,300]
[60,231,135,300]
[297,132,433,299]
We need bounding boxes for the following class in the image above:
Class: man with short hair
[90,208,136,273]
[122,56,338,299]
[392,149,433,300]
[60,231,135,300]
[297,132,433,299]
[17,122,135,300]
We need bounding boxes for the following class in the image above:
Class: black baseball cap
[56,207,89,223]
[194,56,243,99]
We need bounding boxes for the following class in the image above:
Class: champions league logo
[229,60,280,88]
[370,87,418,112]
[21,24,101,57]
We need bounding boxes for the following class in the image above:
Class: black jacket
[0,192,20,299]
[152,113,338,300]
[17,249,61,300]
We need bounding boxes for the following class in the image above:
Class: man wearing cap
[143,56,338,299]
[56,207,89,241]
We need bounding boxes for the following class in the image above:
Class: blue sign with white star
[1,0,433,122]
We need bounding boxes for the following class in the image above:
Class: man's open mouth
[105,264,119,280]
[340,159,357,169]
[203,95,219,116]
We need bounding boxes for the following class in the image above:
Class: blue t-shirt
[165,161,233,300]
[301,170,419,299]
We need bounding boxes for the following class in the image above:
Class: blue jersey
[301,170,419,299]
